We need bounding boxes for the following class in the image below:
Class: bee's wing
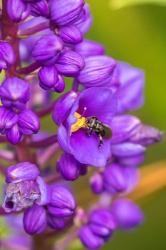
[103,125,112,138]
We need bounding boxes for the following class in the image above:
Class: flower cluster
[3,162,76,235]
[0,77,40,144]
[0,0,163,250]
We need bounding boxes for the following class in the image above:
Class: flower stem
[29,135,58,148]
[17,62,40,74]
[2,0,20,76]
[18,21,49,37]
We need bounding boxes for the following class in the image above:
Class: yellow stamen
[71,112,87,133]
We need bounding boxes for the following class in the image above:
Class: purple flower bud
[31,0,49,17]
[111,115,140,144]
[23,205,47,235]
[112,143,146,158]
[6,124,22,144]
[75,39,105,57]
[130,124,163,146]
[117,154,145,167]
[89,208,116,237]
[57,153,83,181]
[114,62,145,113]
[53,75,65,93]
[90,172,104,194]
[49,185,76,217]
[18,110,40,135]
[3,162,48,212]
[32,35,64,65]
[111,199,144,230]
[77,56,116,87]
[103,164,138,194]
[59,25,83,44]
[0,77,30,110]
[103,164,127,194]
[74,3,92,34]
[79,225,104,250]
[47,215,65,229]
[38,66,58,90]
[3,180,41,212]
[0,107,18,132]
[50,0,84,26]
[7,0,30,22]
[52,90,78,125]
[6,162,39,183]
[0,41,15,71]
[56,50,84,77]
[47,205,74,217]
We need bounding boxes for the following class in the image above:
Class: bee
[71,112,112,147]
[86,116,112,147]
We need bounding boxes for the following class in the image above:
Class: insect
[71,112,112,147]
[86,116,112,147]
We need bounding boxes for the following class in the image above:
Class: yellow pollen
[71,112,87,133]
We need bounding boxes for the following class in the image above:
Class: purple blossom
[75,39,105,57]
[32,35,64,66]
[7,0,30,22]
[77,55,117,88]
[0,106,40,144]
[53,87,117,167]
[79,208,116,249]
[111,199,144,230]
[0,0,163,247]
[30,0,49,17]
[111,62,145,113]
[0,77,30,110]
[0,41,16,71]
[57,153,87,181]
[47,184,76,217]
[23,204,47,235]
[3,162,48,212]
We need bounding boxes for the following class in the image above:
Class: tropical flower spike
[0,1,163,250]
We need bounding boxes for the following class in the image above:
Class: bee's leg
[98,134,103,148]
[87,127,93,136]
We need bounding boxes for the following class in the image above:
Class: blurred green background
[78,0,166,249]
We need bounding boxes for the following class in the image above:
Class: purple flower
[0,77,30,110]
[49,1,92,44]
[112,62,145,113]
[47,185,76,217]
[30,0,49,17]
[23,204,47,235]
[77,56,117,88]
[90,172,104,194]
[57,153,87,181]
[32,34,64,66]
[0,106,40,144]
[55,50,85,77]
[47,215,66,230]
[53,87,117,167]
[75,39,105,57]
[0,41,15,71]
[59,25,83,45]
[79,208,116,249]
[111,199,144,230]
[50,0,84,27]
[3,162,48,212]
[102,164,138,194]
[129,123,163,146]
[7,0,30,22]
[79,225,104,250]
[109,114,162,167]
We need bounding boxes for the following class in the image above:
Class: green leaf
[109,0,166,9]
